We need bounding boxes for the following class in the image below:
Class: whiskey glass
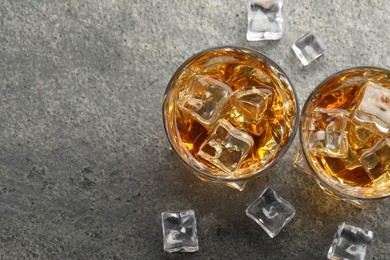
[163,46,298,190]
[295,67,390,205]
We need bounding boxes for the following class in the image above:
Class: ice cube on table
[360,138,390,181]
[178,75,232,129]
[352,81,390,135]
[198,119,254,176]
[307,108,349,158]
[161,210,199,253]
[246,187,295,238]
[327,223,373,260]
[229,87,273,136]
[246,0,284,41]
[292,32,326,66]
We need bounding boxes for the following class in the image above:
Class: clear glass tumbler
[163,46,298,190]
[295,67,390,206]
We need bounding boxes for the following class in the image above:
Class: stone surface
[0,0,389,259]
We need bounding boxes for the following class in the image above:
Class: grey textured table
[1,1,389,259]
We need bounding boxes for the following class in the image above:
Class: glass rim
[162,45,300,183]
[298,66,390,200]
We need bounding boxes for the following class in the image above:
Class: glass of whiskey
[295,67,390,205]
[163,47,298,190]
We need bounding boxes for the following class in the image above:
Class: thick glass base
[294,149,366,208]
[194,172,247,191]
[294,149,312,174]
[226,180,247,191]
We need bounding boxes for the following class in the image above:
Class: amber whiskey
[164,48,297,179]
[301,68,390,194]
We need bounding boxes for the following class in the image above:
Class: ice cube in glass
[228,86,274,136]
[246,187,295,238]
[360,138,390,181]
[198,119,254,176]
[352,81,390,135]
[178,75,232,129]
[161,210,199,253]
[306,108,349,158]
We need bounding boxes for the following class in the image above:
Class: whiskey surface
[164,48,297,178]
[301,68,390,194]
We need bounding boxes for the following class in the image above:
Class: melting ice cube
[307,108,349,158]
[360,138,390,181]
[198,119,254,175]
[327,223,373,260]
[343,148,362,171]
[229,87,274,136]
[246,187,295,238]
[178,75,232,129]
[348,121,382,151]
[231,87,273,120]
[353,81,390,135]
[161,210,199,253]
[246,0,284,41]
[226,65,274,91]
